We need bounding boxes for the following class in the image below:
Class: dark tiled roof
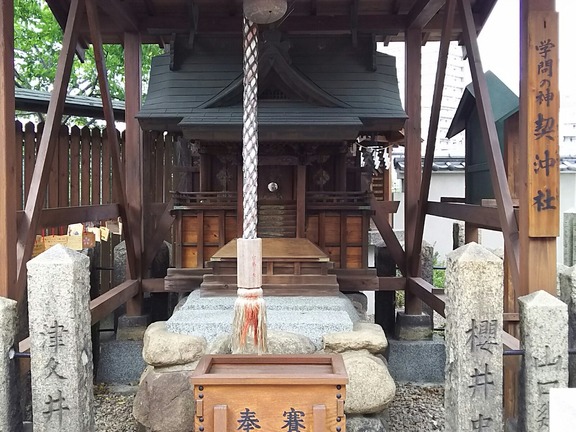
[446,71,518,139]
[139,34,406,139]
[16,88,125,120]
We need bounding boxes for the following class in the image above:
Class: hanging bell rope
[232,17,267,354]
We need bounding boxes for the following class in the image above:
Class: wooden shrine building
[0,0,561,424]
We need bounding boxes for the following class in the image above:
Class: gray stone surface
[133,366,195,432]
[166,291,359,349]
[0,297,22,432]
[27,245,94,432]
[387,335,446,383]
[324,322,388,354]
[558,265,576,387]
[564,210,576,266]
[346,414,387,432]
[113,241,127,287]
[519,291,568,432]
[452,222,464,250]
[342,350,396,414]
[116,314,150,341]
[142,321,206,367]
[444,242,503,432]
[97,339,146,385]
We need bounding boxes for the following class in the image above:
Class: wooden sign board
[191,355,348,432]
[527,11,559,237]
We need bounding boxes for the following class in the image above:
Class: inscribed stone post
[558,266,576,387]
[444,242,503,432]
[519,291,568,432]
[27,245,94,432]
[563,210,576,266]
[0,296,22,432]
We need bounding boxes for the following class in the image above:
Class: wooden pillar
[296,165,306,238]
[124,32,144,315]
[15,0,84,299]
[0,0,16,299]
[199,148,210,192]
[336,146,347,191]
[519,0,558,297]
[403,27,423,315]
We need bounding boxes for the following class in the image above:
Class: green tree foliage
[14,0,162,115]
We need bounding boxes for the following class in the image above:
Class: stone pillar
[558,266,576,387]
[27,245,94,432]
[444,243,503,432]
[518,290,568,432]
[563,210,576,266]
[0,297,22,432]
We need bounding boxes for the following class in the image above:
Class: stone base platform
[387,334,446,383]
[166,290,359,349]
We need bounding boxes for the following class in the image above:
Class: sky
[477,0,575,102]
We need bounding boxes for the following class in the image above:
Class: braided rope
[242,18,259,240]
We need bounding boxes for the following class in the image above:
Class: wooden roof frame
[0,0,561,422]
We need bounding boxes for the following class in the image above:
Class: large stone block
[208,330,316,355]
[324,322,388,354]
[27,245,94,432]
[143,321,206,367]
[342,350,396,415]
[559,265,576,387]
[519,291,568,432]
[444,243,503,432]
[0,297,22,432]
[133,366,195,432]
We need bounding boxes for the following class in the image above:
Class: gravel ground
[94,382,445,432]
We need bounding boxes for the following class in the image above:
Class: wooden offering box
[191,355,348,432]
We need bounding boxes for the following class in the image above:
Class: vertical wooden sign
[527,11,559,237]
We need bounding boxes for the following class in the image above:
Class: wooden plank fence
[15,120,178,292]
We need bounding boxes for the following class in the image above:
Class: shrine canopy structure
[0,0,561,411]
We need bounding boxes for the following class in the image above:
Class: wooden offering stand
[191,354,348,431]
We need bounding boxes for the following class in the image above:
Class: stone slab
[519,291,568,432]
[0,297,22,432]
[27,245,94,432]
[387,335,446,383]
[166,291,359,349]
[444,243,503,432]
[96,339,146,385]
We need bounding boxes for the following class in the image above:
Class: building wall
[392,171,576,264]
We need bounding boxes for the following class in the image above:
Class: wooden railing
[173,191,238,208]
[306,191,371,209]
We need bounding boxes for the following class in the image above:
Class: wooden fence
[16,121,178,292]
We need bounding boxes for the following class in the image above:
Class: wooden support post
[403,27,422,315]
[411,0,456,276]
[86,0,142,306]
[0,0,16,300]
[458,0,521,291]
[124,32,144,315]
[15,0,84,300]
[296,165,306,238]
[519,0,558,297]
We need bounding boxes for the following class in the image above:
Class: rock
[113,241,127,287]
[142,321,206,367]
[342,350,396,414]
[344,292,368,313]
[324,323,388,354]
[149,241,171,278]
[133,366,195,432]
[243,330,317,354]
[346,414,387,432]
[208,333,232,354]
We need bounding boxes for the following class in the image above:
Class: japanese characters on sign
[236,407,306,432]
[528,13,560,237]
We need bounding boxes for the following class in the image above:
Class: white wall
[392,171,576,264]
